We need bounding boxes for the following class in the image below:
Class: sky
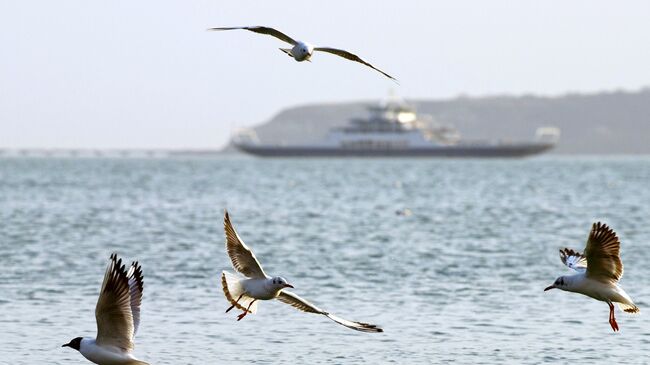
[1,0,650,149]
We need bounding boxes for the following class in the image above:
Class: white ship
[233,98,559,158]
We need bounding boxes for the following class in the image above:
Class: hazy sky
[2,1,650,149]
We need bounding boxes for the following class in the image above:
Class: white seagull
[63,254,148,365]
[220,210,383,333]
[545,222,639,331]
[207,26,397,81]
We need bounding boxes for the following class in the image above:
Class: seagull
[545,222,639,331]
[207,26,397,81]
[220,210,383,333]
[62,254,148,365]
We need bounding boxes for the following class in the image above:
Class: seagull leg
[237,299,257,321]
[226,294,244,313]
[608,301,619,332]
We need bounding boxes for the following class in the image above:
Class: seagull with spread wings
[220,210,383,333]
[63,254,148,365]
[545,222,639,331]
[207,26,397,81]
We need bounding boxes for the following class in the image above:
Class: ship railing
[535,127,561,143]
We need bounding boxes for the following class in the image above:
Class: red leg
[608,302,619,332]
[237,299,257,321]
[226,294,244,313]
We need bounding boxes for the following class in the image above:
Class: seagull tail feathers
[618,302,640,314]
[279,48,293,57]
[221,271,258,314]
[324,313,383,333]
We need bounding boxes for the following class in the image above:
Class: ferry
[232,98,559,158]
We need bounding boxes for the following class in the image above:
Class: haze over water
[1,156,649,364]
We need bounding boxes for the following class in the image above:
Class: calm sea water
[1,156,649,364]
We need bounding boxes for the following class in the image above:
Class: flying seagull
[220,210,383,333]
[63,254,148,365]
[207,26,397,81]
[545,222,639,331]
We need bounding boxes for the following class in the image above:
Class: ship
[232,98,559,158]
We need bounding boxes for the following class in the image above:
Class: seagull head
[271,276,294,289]
[544,276,568,291]
[291,42,313,62]
[62,337,82,351]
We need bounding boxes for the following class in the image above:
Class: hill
[238,88,650,154]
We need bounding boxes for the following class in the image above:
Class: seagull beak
[544,285,555,291]
[284,283,294,289]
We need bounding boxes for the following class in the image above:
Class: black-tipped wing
[95,254,136,351]
[224,210,267,279]
[277,290,383,333]
[559,248,587,272]
[314,47,397,81]
[584,222,623,283]
[207,26,297,45]
[126,261,144,337]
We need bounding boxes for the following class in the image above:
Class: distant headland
[231,87,650,155]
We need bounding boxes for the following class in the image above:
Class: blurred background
[2,0,650,152]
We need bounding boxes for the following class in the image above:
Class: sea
[1,156,649,364]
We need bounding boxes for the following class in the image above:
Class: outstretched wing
[224,210,267,279]
[95,254,135,351]
[207,26,297,45]
[313,47,397,81]
[126,261,144,337]
[584,222,623,283]
[559,248,587,272]
[277,290,383,333]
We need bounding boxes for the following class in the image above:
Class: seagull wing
[224,210,267,279]
[207,26,297,45]
[313,47,397,81]
[584,222,623,283]
[95,254,135,352]
[126,261,144,337]
[559,248,587,273]
[277,290,383,333]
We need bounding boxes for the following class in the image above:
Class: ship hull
[234,143,555,158]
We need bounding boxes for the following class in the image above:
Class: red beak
[284,284,294,289]
[544,285,555,291]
